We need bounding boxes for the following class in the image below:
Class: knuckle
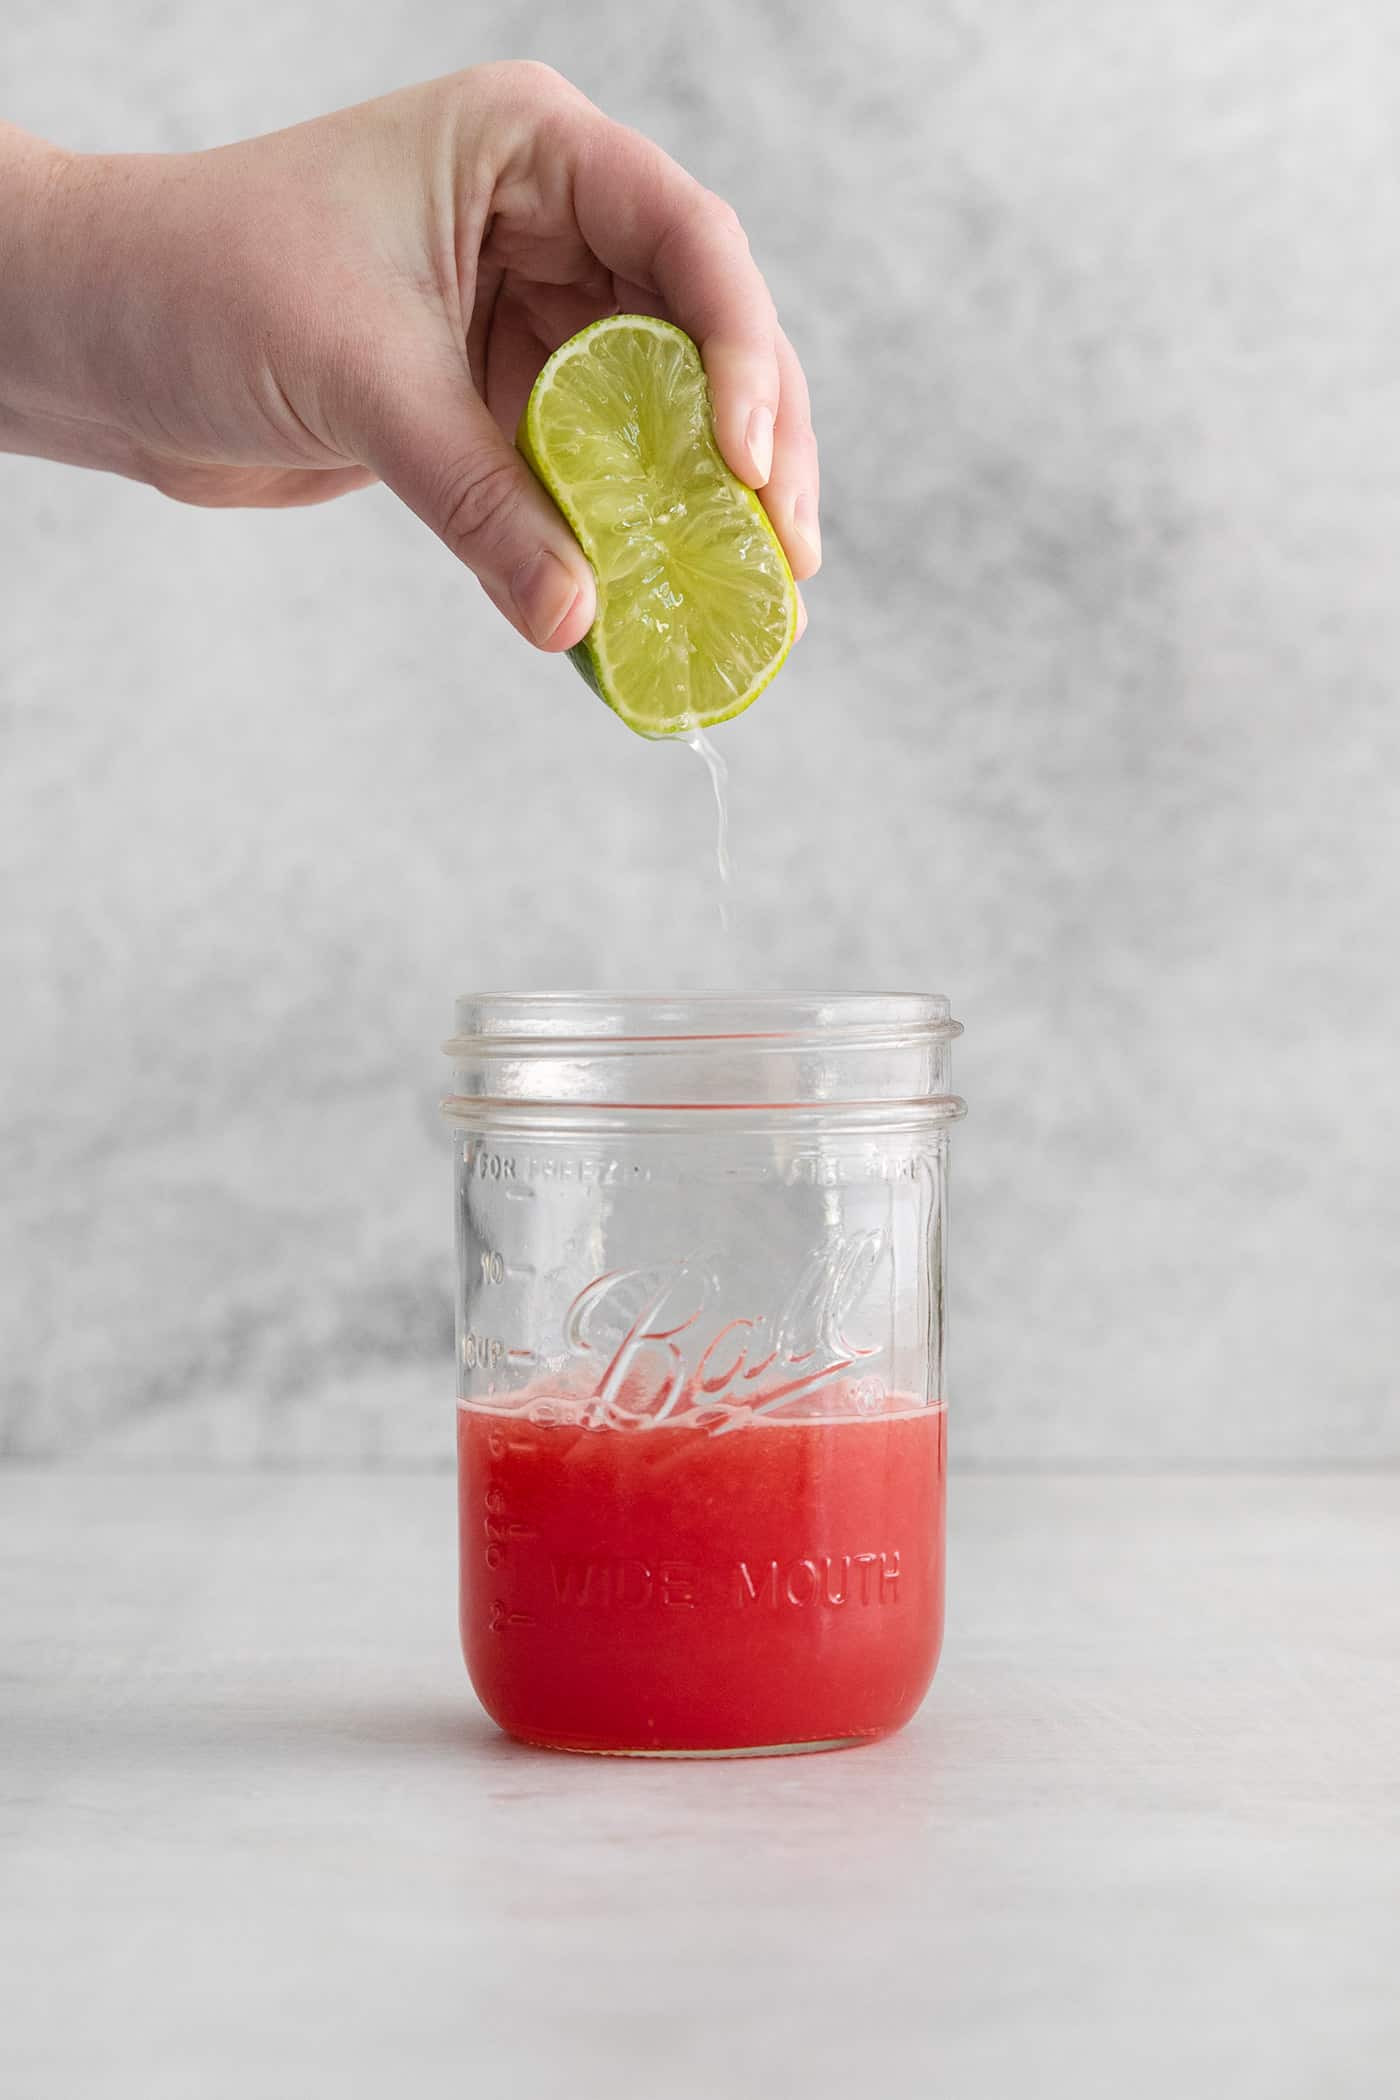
[438,453,522,560]
[703,190,749,247]
[515,58,570,95]
[781,360,813,425]
[485,58,575,109]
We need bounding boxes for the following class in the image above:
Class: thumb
[361,364,596,651]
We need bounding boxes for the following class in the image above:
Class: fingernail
[793,492,822,570]
[512,548,582,645]
[745,405,774,487]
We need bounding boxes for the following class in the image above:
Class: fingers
[760,328,821,582]
[570,120,781,490]
[570,114,820,591]
[359,353,595,651]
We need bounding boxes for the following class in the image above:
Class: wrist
[0,127,156,477]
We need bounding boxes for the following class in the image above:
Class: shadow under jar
[442,993,966,1758]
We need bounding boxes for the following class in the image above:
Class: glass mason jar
[442,993,965,1758]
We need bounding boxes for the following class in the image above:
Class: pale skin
[0,63,819,652]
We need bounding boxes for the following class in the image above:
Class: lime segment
[518,316,797,736]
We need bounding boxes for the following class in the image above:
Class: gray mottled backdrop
[3,0,1398,1464]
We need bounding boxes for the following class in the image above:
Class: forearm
[0,123,150,477]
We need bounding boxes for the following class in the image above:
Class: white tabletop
[2,1470,1397,2098]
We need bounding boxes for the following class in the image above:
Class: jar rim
[442,992,964,1120]
[444,991,962,1056]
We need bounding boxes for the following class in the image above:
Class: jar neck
[442,993,965,1119]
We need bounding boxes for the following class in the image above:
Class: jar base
[497,1728,889,1760]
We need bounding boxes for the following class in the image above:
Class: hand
[0,66,820,651]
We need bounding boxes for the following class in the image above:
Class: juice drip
[684,726,734,935]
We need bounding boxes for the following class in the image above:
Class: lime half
[518,315,797,736]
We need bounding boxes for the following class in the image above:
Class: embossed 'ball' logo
[562,1231,890,1430]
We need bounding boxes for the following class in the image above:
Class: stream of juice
[459,1399,946,1754]
[684,726,735,934]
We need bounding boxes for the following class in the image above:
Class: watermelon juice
[458,1397,945,1756]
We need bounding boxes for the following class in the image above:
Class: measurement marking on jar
[486,1529,536,1568]
[488,1429,539,1460]
[482,1464,537,1591]
[479,1250,506,1284]
[463,1331,506,1370]
[489,1600,536,1632]
[485,1527,538,1554]
[506,1348,538,1364]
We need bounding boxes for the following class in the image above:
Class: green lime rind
[565,638,604,700]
